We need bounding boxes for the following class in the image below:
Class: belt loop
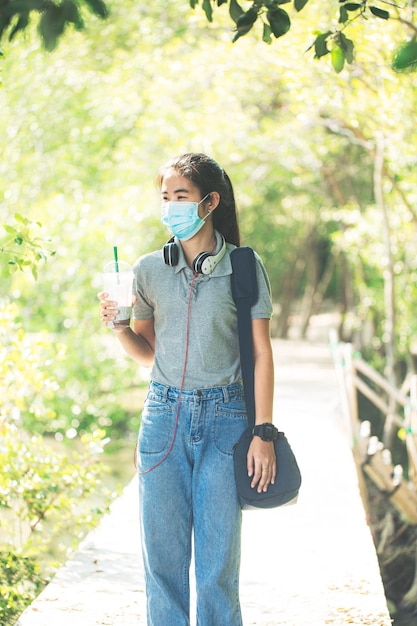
[155,382,169,401]
[222,385,230,403]
[162,384,169,401]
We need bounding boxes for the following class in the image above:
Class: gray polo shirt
[133,232,273,390]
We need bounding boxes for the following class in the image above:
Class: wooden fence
[330,332,417,609]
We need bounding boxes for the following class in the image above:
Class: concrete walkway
[17,338,392,626]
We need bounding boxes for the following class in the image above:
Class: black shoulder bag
[231,246,302,510]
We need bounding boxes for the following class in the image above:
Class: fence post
[343,342,361,447]
[329,330,356,447]
[407,375,417,487]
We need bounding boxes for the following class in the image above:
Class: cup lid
[103,260,132,273]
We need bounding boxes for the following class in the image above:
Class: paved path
[17,338,392,626]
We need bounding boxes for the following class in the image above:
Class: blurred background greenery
[1,0,416,622]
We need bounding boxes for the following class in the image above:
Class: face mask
[161,193,211,241]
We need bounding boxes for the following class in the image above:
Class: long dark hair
[156,153,240,247]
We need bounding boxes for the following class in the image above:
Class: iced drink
[102,260,134,328]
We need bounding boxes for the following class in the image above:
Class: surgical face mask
[161,193,211,241]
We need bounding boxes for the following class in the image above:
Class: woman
[99,153,276,626]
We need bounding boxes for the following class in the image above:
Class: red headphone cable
[135,273,198,473]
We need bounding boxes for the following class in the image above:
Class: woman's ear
[207,191,220,211]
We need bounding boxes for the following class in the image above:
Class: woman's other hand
[247,437,277,493]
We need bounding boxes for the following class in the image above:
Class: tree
[0,0,109,52]
[192,0,417,71]
[1,2,417,618]
[1,0,416,72]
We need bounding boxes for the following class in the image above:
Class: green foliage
[266,6,291,39]
[392,39,417,72]
[0,550,44,626]
[202,0,214,21]
[0,213,55,280]
[0,302,115,622]
[190,0,416,72]
[1,1,415,74]
[0,303,64,426]
[0,420,110,540]
[0,422,112,621]
[0,0,109,51]
[224,0,293,42]
[308,0,392,72]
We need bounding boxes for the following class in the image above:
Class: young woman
[99,153,276,626]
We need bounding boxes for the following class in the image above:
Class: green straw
[113,246,119,273]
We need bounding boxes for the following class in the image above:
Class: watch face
[263,424,274,440]
[253,423,278,441]
[261,423,279,440]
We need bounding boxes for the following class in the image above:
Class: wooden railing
[330,332,417,608]
[331,333,417,520]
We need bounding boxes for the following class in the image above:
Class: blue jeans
[137,380,247,626]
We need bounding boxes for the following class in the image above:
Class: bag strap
[230,247,258,428]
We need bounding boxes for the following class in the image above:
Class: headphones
[163,235,227,275]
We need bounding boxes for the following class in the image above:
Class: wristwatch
[252,422,280,442]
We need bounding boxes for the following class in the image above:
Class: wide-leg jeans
[137,380,247,626]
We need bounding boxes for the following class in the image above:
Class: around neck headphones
[163,235,227,275]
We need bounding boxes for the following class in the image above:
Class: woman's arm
[98,293,155,367]
[247,317,277,493]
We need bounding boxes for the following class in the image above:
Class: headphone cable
[135,272,198,473]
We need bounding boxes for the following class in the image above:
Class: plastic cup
[102,260,134,329]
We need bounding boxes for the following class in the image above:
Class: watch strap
[252,422,279,441]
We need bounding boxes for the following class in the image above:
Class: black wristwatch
[252,422,280,442]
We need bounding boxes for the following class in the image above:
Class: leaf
[236,7,258,28]
[331,46,345,73]
[62,0,85,31]
[339,6,349,23]
[294,0,309,11]
[392,40,417,72]
[232,23,254,42]
[202,0,213,21]
[3,225,18,234]
[369,6,389,19]
[232,6,258,40]
[267,7,291,39]
[262,22,272,44]
[229,0,244,24]
[217,0,228,5]
[14,213,29,224]
[0,13,13,40]
[8,14,29,42]
[338,32,354,64]
[313,32,331,58]
[83,0,109,19]
[344,3,362,10]
[38,5,67,52]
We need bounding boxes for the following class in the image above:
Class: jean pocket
[214,400,248,455]
[138,397,174,455]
